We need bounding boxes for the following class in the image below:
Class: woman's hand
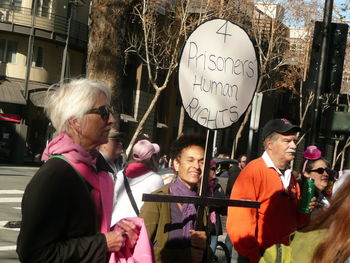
[104,230,126,252]
[116,219,140,248]
[190,230,207,263]
[309,196,317,212]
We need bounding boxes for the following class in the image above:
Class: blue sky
[273,0,349,25]
[334,0,350,21]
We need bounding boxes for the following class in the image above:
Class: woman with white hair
[17,79,140,262]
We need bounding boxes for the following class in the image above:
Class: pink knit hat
[132,139,160,161]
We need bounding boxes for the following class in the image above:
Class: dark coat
[209,179,226,236]
[96,153,114,174]
[17,157,107,263]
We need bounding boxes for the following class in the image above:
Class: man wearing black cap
[226,118,313,263]
[96,128,124,182]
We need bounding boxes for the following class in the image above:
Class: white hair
[44,78,111,134]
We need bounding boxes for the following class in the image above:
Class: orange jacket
[227,157,309,263]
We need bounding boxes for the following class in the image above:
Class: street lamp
[23,0,38,101]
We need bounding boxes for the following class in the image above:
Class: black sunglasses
[309,167,331,175]
[85,105,114,121]
[210,167,216,171]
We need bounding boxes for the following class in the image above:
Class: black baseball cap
[262,118,301,140]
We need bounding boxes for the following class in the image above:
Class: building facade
[0,0,89,163]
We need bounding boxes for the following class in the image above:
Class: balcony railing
[0,4,88,44]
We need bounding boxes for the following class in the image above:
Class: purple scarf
[169,177,198,239]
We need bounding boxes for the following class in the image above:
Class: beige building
[0,0,89,163]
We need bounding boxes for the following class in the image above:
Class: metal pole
[196,129,214,232]
[247,127,254,161]
[310,0,333,145]
[212,130,217,157]
[23,0,38,101]
[230,138,235,159]
[247,92,263,161]
[60,4,74,83]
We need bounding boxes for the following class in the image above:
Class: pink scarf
[42,133,114,233]
[125,163,151,178]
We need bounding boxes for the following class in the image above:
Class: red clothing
[226,157,309,263]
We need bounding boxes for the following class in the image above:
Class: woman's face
[305,160,329,191]
[78,91,115,151]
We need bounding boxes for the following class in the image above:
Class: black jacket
[96,153,114,174]
[17,157,107,263]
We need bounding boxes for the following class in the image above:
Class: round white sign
[178,19,258,129]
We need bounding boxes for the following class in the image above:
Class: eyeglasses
[210,167,216,171]
[309,167,331,175]
[85,105,114,121]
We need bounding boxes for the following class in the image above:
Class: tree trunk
[87,0,133,129]
[231,105,252,158]
[126,88,162,156]
[177,106,185,138]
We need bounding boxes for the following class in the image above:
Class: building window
[0,40,4,60]
[0,0,22,10]
[32,0,51,17]
[32,46,43,67]
[0,39,17,63]
[290,42,303,56]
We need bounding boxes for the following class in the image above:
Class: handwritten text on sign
[178,19,258,129]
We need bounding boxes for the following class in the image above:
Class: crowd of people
[16,78,350,263]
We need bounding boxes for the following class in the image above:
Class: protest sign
[179,19,258,129]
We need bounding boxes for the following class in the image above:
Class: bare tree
[225,0,297,156]
[331,95,350,170]
[86,0,326,158]
[124,0,234,154]
[86,0,348,163]
[335,0,350,22]
[226,0,323,156]
[125,0,324,156]
[124,0,188,154]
